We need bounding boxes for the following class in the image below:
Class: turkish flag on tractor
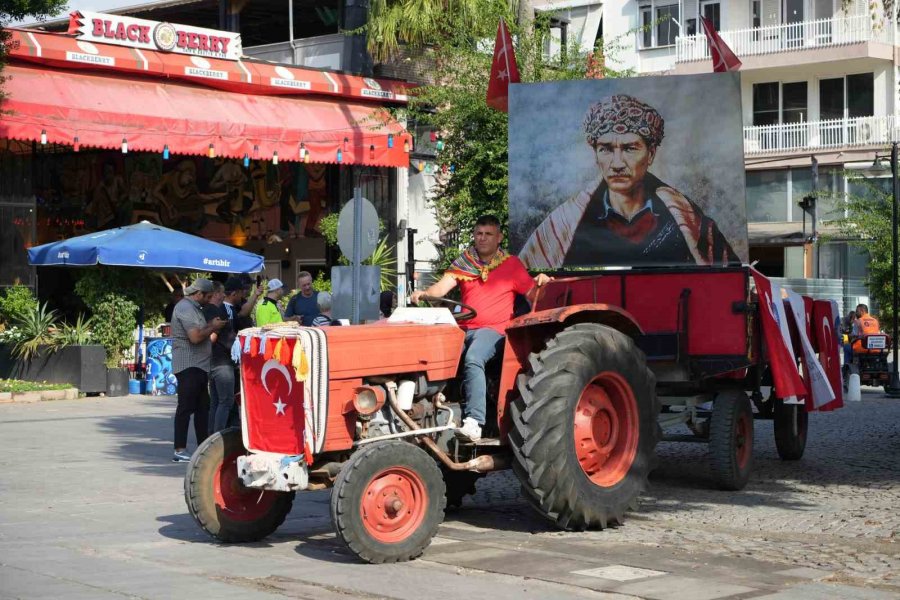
[812,299,844,411]
[240,335,305,455]
[751,269,806,403]
[486,18,520,112]
[700,16,741,72]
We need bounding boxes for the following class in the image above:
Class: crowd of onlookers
[166,272,396,462]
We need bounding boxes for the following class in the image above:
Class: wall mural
[32,151,333,246]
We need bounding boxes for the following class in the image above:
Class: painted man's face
[593,132,655,195]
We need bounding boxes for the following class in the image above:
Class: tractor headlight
[353,385,386,416]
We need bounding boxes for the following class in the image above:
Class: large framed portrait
[509,73,748,269]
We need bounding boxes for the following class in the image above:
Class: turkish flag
[701,16,741,72]
[486,18,520,113]
[751,269,806,402]
[813,300,844,411]
[239,335,305,455]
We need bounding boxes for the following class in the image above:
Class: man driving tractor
[410,215,551,441]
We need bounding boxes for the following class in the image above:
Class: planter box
[0,344,107,394]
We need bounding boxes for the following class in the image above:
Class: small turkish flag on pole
[486,18,520,113]
[700,16,741,72]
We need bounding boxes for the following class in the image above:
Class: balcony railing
[676,15,892,62]
[744,115,900,154]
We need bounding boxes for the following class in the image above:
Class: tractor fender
[507,304,643,339]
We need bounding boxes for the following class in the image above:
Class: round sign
[153,23,177,52]
[337,197,380,262]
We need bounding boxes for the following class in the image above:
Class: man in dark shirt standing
[203,281,237,435]
[284,270,320,326]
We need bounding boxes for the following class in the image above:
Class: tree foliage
[834,176,897,330]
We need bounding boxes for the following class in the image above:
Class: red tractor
[185,266,824,563]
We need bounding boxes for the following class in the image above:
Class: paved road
[1,390,898,599]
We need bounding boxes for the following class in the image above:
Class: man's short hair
[857,303,869,313]
[317,291,333,312]
[210,281,224,294]
[474,215,502,229]
[583,94,665,150]
[298,270,312,282]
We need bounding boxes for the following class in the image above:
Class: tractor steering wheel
[419,295,477,322]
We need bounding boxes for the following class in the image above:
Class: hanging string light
[369,144,375,160]
[253,144,259,159]
[243,153,250,167]
[163,144,170,160]
[272,150,279,165]
[40,130,47,145]
[343,137,349,151]
[73,136,80,152]
[436,138,444,151]
[387,134,394,149]
[299,143,307,161]
[404,138,411,153]
[208,143,216,158]
[337,148,343,163]
[122,137,128,154]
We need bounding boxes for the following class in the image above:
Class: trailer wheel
[773,399,808,460]
[331,440,445,563]
[184,427,294,542]
[509,323,659,530]
[709,391,753,490]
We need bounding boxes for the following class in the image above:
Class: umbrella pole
[136,305,145,379]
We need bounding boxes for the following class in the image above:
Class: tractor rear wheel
[509,323,659,530]
[184,427,294,542]
[330,440,445,563]
[709,391,754,490]
[773,399,808,460]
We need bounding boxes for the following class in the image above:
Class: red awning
[0,63,412,167]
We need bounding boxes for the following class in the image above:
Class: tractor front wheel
[773,399,808,460]
[709,391,754,490]
[184,427,294,542]
[330,441,445,563]
[509,323,659,530]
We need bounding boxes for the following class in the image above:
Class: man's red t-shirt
[458,256,534,334]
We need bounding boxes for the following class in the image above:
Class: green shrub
[0,284,38,327]
[91,294,138,368]
[51,314,94,349]
[11,303,58,361]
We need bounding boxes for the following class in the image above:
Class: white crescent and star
[261,359,293,416]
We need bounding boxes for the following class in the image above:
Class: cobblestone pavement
[439,388,900,593]
[1,389,898,599]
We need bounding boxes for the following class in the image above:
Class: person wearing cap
[255,278,286,326]
[171,278,227,463]
[519,94,738,269]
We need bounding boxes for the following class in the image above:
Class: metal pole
[812,156,819,278]
[351,185,362,324]
[888,142,900,396]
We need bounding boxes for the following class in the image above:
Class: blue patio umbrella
[28,221,264,379]
[27,221,264,273]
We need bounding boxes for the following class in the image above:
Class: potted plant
[0,304,108,393]
[91,294,138,397]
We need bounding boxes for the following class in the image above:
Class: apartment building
[541,0,894,306]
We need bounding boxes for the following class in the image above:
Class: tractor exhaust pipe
[385,382,505,473]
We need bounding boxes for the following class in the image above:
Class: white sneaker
[456,417,482,441]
